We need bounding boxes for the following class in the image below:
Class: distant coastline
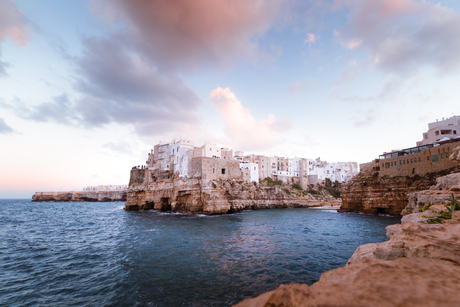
[32,190,126,202]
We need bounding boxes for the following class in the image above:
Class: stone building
[374,140,460,177]
[417,115,460,146]
[190,157,241,180]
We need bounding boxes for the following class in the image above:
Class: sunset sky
[1,0,460,198]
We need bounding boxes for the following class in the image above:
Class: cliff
[125,169,340,214]
[339,169,436,215]
[32,190,127,202]
[340,145,460,215]
[234,211,460,306]
[234,171,460,307]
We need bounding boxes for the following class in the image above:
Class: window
[411,158,413,163]
[222,168,226,174]
[441,153,444,159]
[419,157,421,162]
[173,149,174,154]
[454,131,457,134]
[385,162,390,169]
[400,160,402,165]
[432,155,439,162]
[210,148,212,151]
[403,160,405,164]
[447,153,449,158]
[427,156,430,161]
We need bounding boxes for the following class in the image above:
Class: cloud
[0,117,14,134]
[0,0,30,76]
[89,0,284,71]
[72,35,202,134]
[304,33,317,45]
[333,0,460,73]
[4,35,202,136]
[209,87,289,151]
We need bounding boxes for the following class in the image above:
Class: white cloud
[209,87,290,152]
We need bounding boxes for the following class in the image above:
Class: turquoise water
[0,200,400,306]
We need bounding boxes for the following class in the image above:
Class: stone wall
[190,157,241,180]
[377,141,459,177]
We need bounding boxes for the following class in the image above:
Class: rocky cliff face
[340,146,460,216]
[32,190,127,202]
[402,172,460,215]
[125,169,340,214]
[339,169,436,215]
[234,170,460,307]
[234,211,460,307]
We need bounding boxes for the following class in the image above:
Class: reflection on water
[0,200,400,306]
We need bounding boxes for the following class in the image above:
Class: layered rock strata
[125,169,340,214]
[339,169,436,215]
[234,213,460,307]
[32,190,127,202]
[402,172,460,215]
[340,146,460,216]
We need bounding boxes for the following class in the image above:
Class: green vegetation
[421,202,433,212]
[305,189,318,195]
[292,184,303,190]
[423,194,460,224]
[282,188,291,195]
[263,177,283,186]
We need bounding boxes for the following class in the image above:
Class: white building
[240,162,259,183]
[310,161,359,183]
[417,115,460,146]
[202,143,221,158]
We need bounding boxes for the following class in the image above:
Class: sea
[0,199,401,307]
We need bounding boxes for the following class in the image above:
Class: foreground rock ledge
[234,217,460,307]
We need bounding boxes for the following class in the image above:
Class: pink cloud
[333,0,460,73]
[0,0,30,46]
[209,87,289,152]
[90,0,284,71]
[304,33,317,45]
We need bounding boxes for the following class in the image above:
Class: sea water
[0,200,400,306]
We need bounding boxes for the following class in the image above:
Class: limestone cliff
[32,190,127,202]
[234,169,460,307]
[234,212,460,307]
[125,169,340,214]
[339,167,460,215]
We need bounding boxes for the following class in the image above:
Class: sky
[1,0,460,198]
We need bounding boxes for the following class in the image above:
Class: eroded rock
[234,217,460,307]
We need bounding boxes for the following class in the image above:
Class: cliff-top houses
[141,138,358,189]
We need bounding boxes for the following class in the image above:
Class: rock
[401,212,426,224]
[125,170,338,214]
[340,175,435,215]
[234,258,460,307]
[32,190,127,202]
[234,219,460,307]
[450,145,460,162]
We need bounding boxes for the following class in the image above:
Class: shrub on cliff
[262,177,283,187]
[423,194,460,224]
[292,184,302,190]
[282,188,291,195]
